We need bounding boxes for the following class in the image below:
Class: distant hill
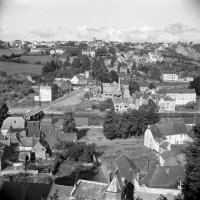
[175,45,200,61]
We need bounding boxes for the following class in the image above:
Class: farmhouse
[144,120,192,152]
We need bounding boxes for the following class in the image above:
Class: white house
[162,73,178,82]
[34,85,57,102]
[50,49,65,55]
[113,98,136,113]
[144,120,192,152]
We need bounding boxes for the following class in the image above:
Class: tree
[80,55,90,71]
[108,47,116,55]
[0,100,8,128]
[150,68,161,81]
[63,112,76,133]
[110,70,119,83]
[129,80,140,95]
[148,82,156,90]
[190,76,200,95]
[42,60,60,74]
[72,57,81,69]
[183,124,200,200]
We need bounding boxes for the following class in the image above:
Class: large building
[162,73,178,82]
[160,88,196,105]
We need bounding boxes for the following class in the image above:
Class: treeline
[103,99,160,139]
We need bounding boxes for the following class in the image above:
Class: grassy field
[0,61,43,75]
[0,48,25,57]
[20,55,52,64]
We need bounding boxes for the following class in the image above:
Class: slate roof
[1,117,25,130]
[71,180,107,200]
[115,154,140,182]
[140,165,185,189]
[150,120,187,139]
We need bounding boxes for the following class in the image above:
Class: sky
[0,0,200,42]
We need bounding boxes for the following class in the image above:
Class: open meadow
[20,55,52,64]
[0,61,43,75]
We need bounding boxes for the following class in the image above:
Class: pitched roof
[150,120,187,138]
[1,117,25,130]
[47,184,73,200]
[115,154,140,182]
[140,165,185,189]
[161,88,196,94]
[106,171,124,193]
[71,180,107,200]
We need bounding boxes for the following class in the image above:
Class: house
[119,79,130,98]
[102,82,121,99]
[81,49,95,57]
[159,88,196,105]
[1,117,26,138]
[70,75,87,86]
[29,47,46,55]
[34,85,58,102]
[70,174,134,200]
[49,49,65,55]
[162,73,179,82]
[113,98,136,113]
[144,120,192,152]
[139,82,149,94]
[134,165,184,199]
[158,96,176,112]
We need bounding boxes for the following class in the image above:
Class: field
[0,61,43,75]
[20,55,52,64]
[0,48,25,57]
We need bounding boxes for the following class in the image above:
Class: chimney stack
[108,170,112,183]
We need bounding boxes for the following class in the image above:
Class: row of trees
[103,99,159,139]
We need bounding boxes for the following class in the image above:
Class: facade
[162,73,179,82]
[102,82,121,99]
[162,88,196,105]
[49,49,65,55]
[54,78,72,93]
[34,85,58,102]
[158,97,176,112]
[113,98,136,113]
[71,75,87,86]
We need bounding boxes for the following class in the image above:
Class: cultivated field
[0,61,43,75]
[20,55,52,64]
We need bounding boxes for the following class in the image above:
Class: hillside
[175,45,200,61]
[0,48,25,57]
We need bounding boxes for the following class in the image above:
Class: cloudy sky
[0,0,200,42]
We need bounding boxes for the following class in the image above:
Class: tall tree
[63,112,76,133]
[129,80,140,95]
[0,100,8,128]
[183,124,200,200]
[110,70,119,83]
[190,76,200,95]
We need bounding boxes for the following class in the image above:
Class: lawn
[20,55,52,64]
[0,61,43,75]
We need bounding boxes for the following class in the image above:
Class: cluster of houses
[0,116,51,175]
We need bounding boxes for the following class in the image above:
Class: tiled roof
[140,165,185,189]
[115,154,139,182]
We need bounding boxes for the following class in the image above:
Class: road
[16,88,85,119]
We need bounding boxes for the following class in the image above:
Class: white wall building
[162,73,178,82]
[164,88,196,105]
[34,86,55,102]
